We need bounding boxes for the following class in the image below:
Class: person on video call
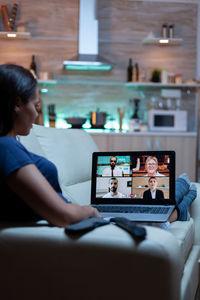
[102,156,123,176]
[145,156,164,177]
[103,177,125,198]
[143,177,164,200]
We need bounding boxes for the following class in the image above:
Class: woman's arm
[6,164,100,227]
[168,208,178,223]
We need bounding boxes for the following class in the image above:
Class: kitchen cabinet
[90,132,197,181]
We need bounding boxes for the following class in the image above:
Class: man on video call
[102,156,123,176]
[103,177,125,198]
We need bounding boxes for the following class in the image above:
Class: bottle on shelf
[161,69,168,84]
[30,55,38,79]
[168,24,174,39]
[1,5,11,31]
[10,3,18,31]
[135,63,139,81]
[48,104,56,128]
[129,98,141,132]
[132,63,142,82]
[127,58,133,82]
[162,24,168,39]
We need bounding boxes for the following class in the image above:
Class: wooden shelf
[142,37,183,45]
[0,31,31,39]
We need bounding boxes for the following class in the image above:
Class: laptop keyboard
[93,205,170,214]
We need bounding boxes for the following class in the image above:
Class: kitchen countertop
[86,129,197,136]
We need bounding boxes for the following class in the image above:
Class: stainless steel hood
[63,0,113,71]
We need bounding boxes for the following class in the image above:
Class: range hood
[63,0,113,71]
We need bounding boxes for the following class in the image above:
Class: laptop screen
[91,151,175,205]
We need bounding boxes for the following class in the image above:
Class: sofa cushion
[170,218,194,264]
[29,125,99,187]
[19,128,46,157]
[61,180,91,205]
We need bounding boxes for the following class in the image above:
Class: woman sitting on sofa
[0,63,196,228]
[0,63,100,227]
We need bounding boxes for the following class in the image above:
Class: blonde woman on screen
[145,156,164,177]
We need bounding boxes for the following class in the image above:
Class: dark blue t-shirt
[0,136,69,221]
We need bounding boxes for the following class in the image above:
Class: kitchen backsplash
[0,0,198,132]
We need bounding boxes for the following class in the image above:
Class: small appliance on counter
[148,109,187,132]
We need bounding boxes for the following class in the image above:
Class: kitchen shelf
[125,82,200,88]
[0,31,31,39]
[54,79,125,86]
[38,80,57,85]
[88,131,197,137]
[142,37,183,45]
[47,77,200,88]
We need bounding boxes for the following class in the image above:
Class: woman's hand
[83,206,101,218]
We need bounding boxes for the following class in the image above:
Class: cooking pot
[90,111,107,128]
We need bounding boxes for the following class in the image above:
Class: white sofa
[0,124,200,300]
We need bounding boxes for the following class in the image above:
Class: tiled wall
[0,0,198,128]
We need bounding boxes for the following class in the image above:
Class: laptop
[91,151,176,222]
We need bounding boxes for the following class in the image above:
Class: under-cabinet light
[159,39,169,44]
[7,33,16,38]
[40,88,48,94]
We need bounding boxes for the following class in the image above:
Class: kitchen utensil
[1,5,11,31]
[90,111,107,128]
[117,107,125,132]
[10,3,18,31]
[48,104,56,128]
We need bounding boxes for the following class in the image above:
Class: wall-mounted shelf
[0,31,31,39]
[51,77,200,88]
[38,80,57,85]
[37,76,200,89]
[125,82,200,88]
[55,79,125,86]
[142,37,183,45]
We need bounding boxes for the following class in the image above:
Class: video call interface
[95,154,171,200]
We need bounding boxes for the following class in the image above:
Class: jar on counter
[161,69,168,84]
[175,74,182,84]
[16,20,26,32]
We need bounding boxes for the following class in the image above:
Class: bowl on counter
[66,117,87,128]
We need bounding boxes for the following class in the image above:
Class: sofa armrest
[190,182,200,244]
[0,222,183,300]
